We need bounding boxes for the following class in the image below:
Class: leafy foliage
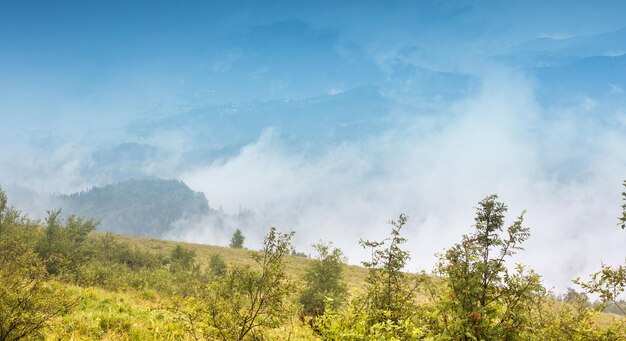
[179,227,295,340]
[208,254,228,277]
[315,295,427,340]
[169,245,198,273]
[359,214,418,324]
[94,232,164,270]
[314,214,424,340]
[36,209,98,276]
[575,264,625,315]
[299,242,347,315]
[527,292,626,340]
[0,186,624,340]
[426,194,544,340]
[0,188,73,341]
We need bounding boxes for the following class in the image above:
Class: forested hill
[56,178,212,237]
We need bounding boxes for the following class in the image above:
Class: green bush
[36,209,98,276]
[0,188,74,341]
[207,254,228,277]
[95,233,164,270]
[359,214,419,325]
[426,195,544,340]
[169,244,198,273]
[299,242,347,315]
[178,227,294,340]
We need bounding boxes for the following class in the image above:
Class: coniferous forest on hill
[55,179,213,238]
[0,182,624,340]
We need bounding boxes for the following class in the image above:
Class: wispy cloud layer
[179,70,626,291]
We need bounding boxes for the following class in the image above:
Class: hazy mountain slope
[56,178,212,237]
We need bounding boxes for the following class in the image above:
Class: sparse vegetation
[177,227,294,340]
[0,186,624,340]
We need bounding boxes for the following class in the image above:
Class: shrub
[207,254,227,277]
[178,227,294,340]
[359,214,419,325]
[299,242,347,315]
[0,189,73,341]
[169,244,197,273]
[426,194,544,340]
[36,209,98,276]
[315,214,421,339]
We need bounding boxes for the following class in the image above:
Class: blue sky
[3,0,626,119]
[1,0,626,291]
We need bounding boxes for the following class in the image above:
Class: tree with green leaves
[207,254,228,277]
[0,188,73,341]
[36,209,98,276]
[169,244,197,273]
[359,214,418,325]
[229,228,245,249]
[299,242,347,315]
[315,214,424,340]
[0,241,72,341]
[180,227,294,340]
[576,264,625,315]
[428,194,543,340]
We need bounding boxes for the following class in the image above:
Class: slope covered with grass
[1,187,624,340]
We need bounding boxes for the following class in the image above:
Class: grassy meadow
[37,232,621,340]
[2,189,625,340]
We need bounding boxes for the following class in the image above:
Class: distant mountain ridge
[130,85,392,147]
[56,178,212,238]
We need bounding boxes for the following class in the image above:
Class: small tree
[315,215,424,340]
[0,189,73,341]
[36,209,98,276]
[229,229,245,249]
[430,194,543,340]
[207,254,227,277]
[180,227,294,340]
[169,244,197,273]
[561,288,589,306]
[299,242,347,315]
[359,214,418,324]
[576,264,625,315]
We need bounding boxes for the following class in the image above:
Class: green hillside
[1,187,625,340]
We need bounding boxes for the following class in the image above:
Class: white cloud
[178,70,626,292]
